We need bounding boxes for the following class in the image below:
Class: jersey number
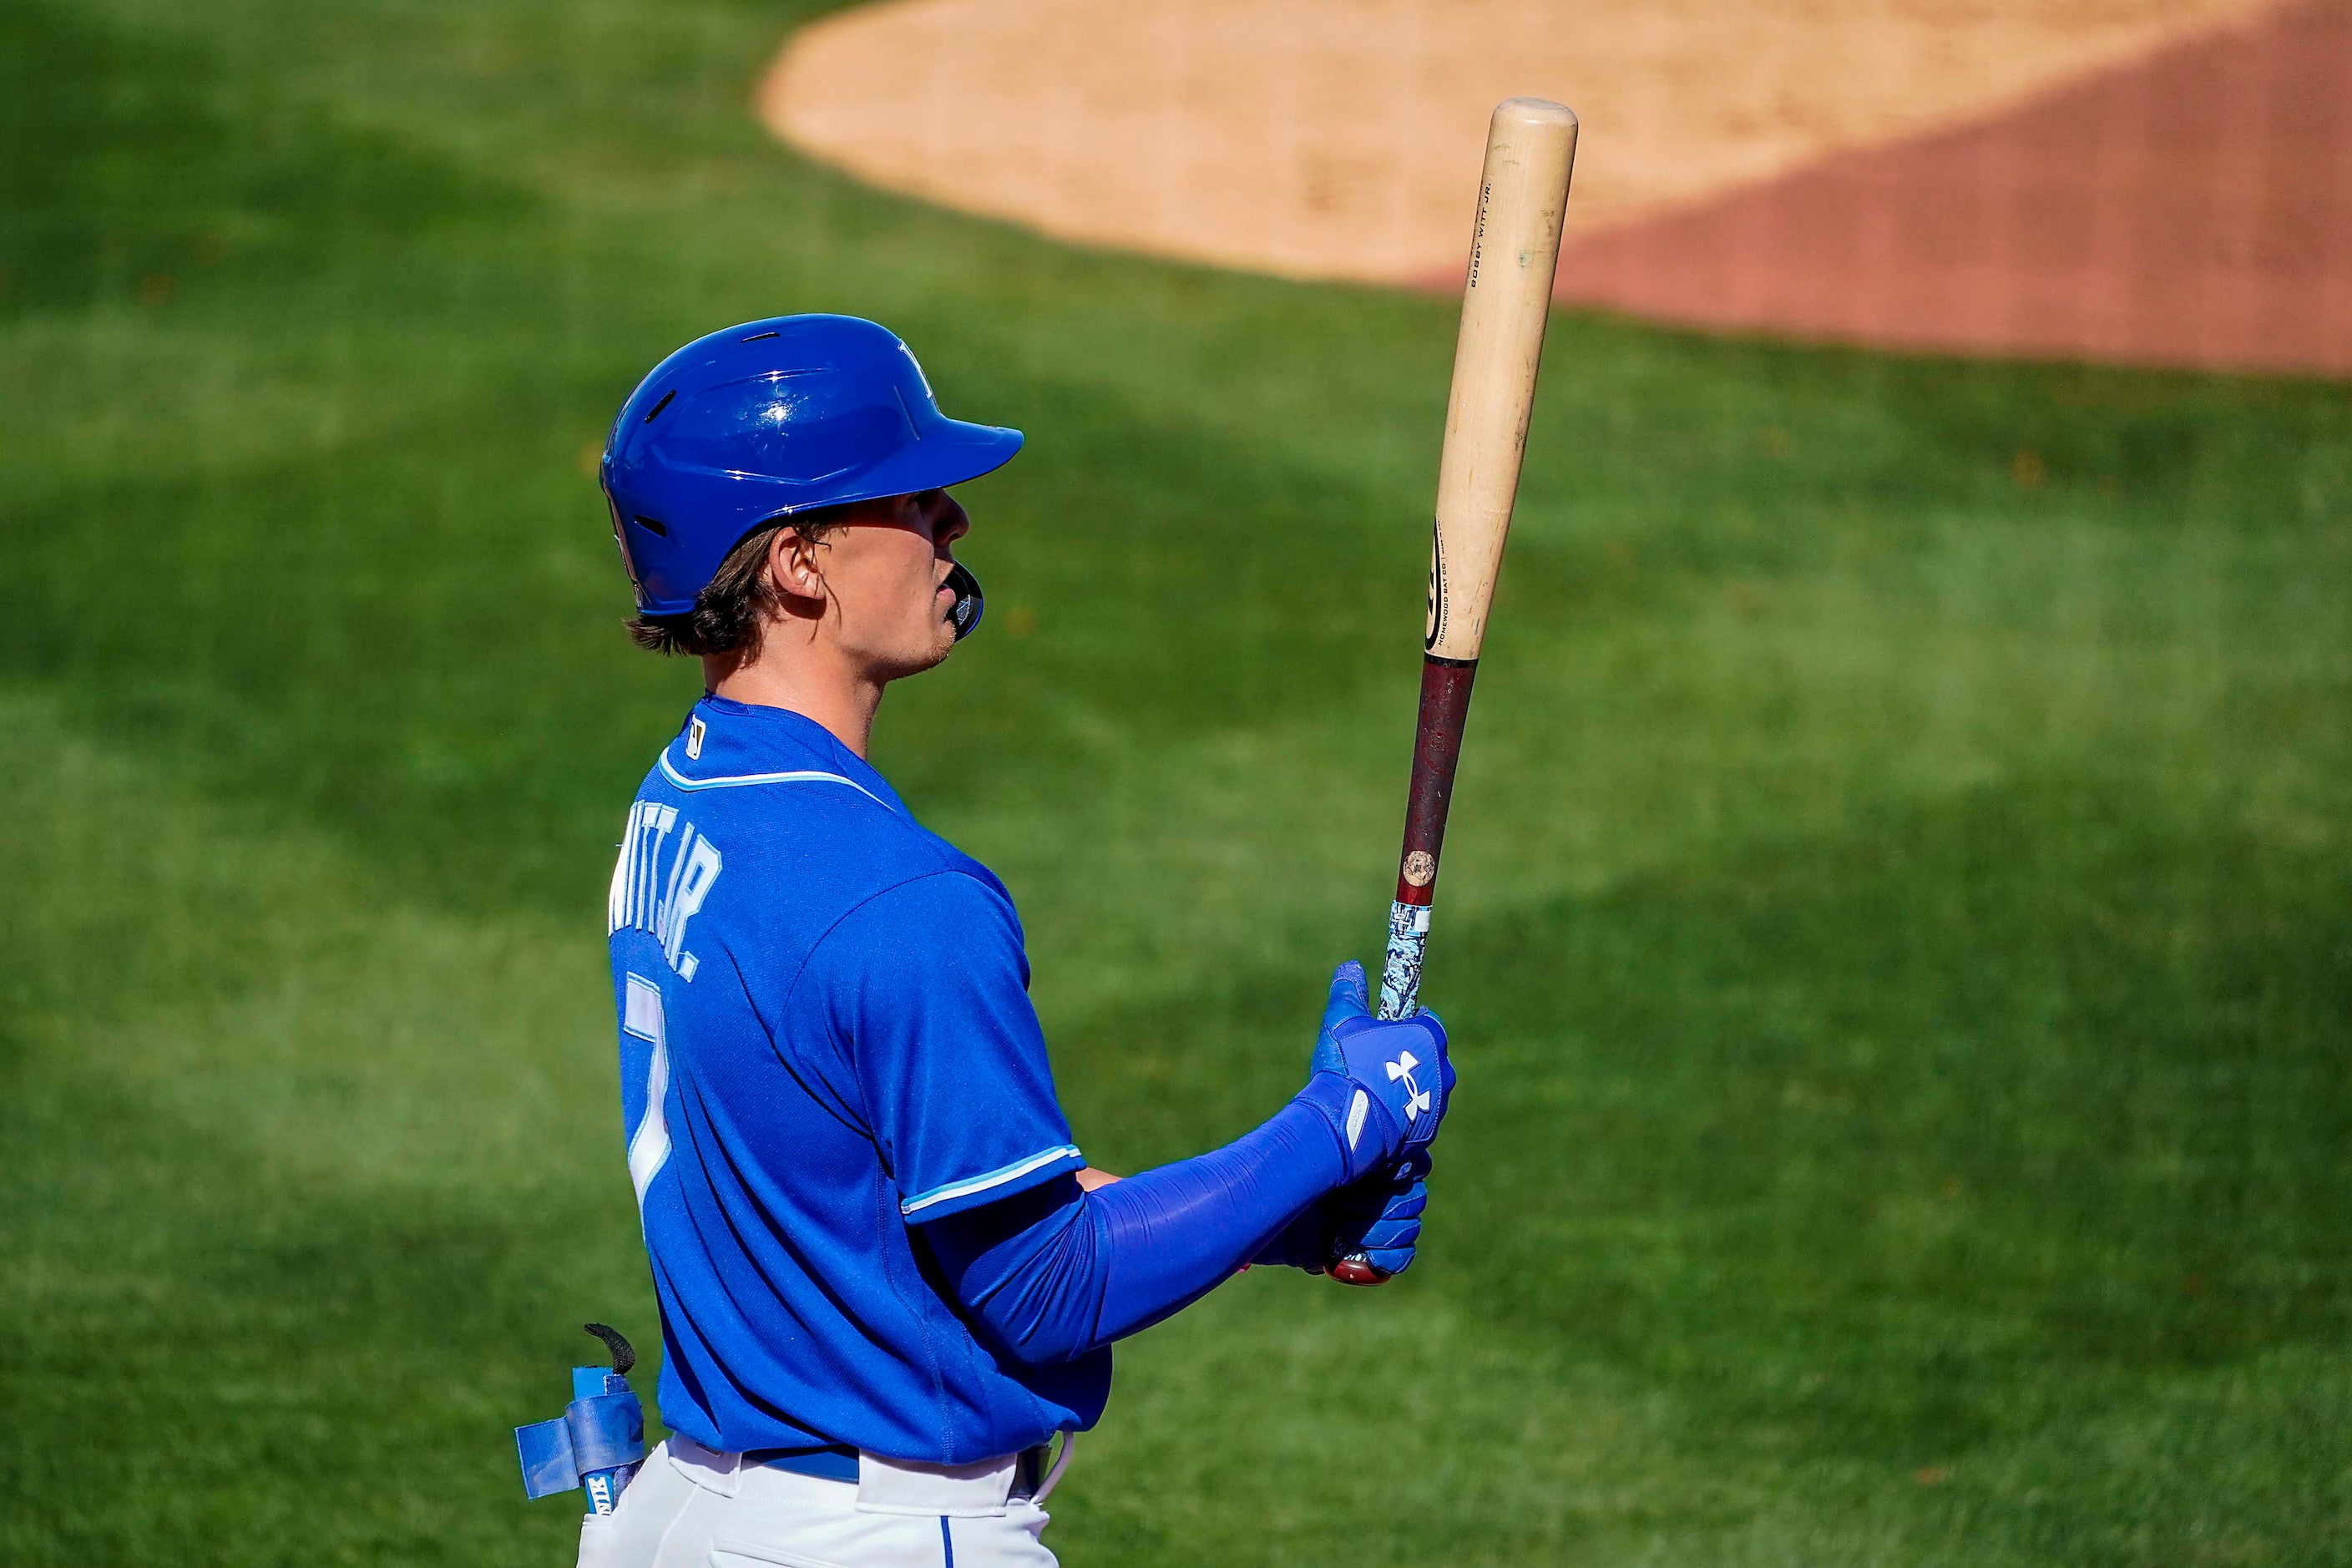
[622,974,673,1205]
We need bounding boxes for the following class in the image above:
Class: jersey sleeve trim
[899,1145,1085,1220]
[657,753,898,813]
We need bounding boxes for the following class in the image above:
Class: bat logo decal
[1425,518,1447,650]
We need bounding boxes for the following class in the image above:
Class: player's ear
[766,524,828,609]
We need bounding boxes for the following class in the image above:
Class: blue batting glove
[1304,960,1453,1182]
[1328,1150,1432,1277]
[1248,1151,1432,1275]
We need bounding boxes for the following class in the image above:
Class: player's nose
[928,490,970,550]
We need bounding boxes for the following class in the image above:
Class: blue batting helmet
[601,315,1023,616]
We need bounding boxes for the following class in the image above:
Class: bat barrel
[1424,98,1576,668]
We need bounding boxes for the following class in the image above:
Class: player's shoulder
[851,859,1019,932]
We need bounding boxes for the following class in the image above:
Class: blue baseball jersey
[607,695,1109,1464]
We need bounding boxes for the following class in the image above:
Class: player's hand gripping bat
[1330,98,1577,1287]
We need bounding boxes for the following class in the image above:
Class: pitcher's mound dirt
[1548,0,2352,376]
[765,0,2351,376]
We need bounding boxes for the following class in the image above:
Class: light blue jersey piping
[900,1145,1085,1217]
[658,752,898,813]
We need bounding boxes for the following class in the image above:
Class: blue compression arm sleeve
[919,1076,1358,1364]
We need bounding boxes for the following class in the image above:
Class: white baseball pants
[576,1437,1061,1568]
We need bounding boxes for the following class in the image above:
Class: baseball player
[584,315,1454,1567]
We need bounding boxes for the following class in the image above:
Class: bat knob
[1328,1254,1393,1287]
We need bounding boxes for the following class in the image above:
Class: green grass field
[6,1,2352,1562]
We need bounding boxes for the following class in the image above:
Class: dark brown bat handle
[1386,654,1478,972]
[1329,654,1480,1287]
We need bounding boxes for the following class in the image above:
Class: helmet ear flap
[945,561,984,640]
[607,494,645,598]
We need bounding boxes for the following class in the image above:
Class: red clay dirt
[1534,0,2352,377]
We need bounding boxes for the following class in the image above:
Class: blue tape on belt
[569,1391,647,1474]
[515,1382,647,1500]
[516,1417,581,1500]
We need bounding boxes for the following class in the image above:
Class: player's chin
[890,619,959,678]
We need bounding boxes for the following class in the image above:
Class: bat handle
[1329,655,1474,1284]
[1375,899,1432,1020]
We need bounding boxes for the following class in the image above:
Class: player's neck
[701,640,884,760]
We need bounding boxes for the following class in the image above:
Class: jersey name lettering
[609,801,724,982]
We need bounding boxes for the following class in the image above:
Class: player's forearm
[923,1080,1355,1363]
[1083,1081,1356,1342]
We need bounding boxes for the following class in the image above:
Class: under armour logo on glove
[1385,1050,1433,1122]
[1304,961,1455,1180]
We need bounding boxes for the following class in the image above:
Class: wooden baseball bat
[1331,98,1577,1287]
